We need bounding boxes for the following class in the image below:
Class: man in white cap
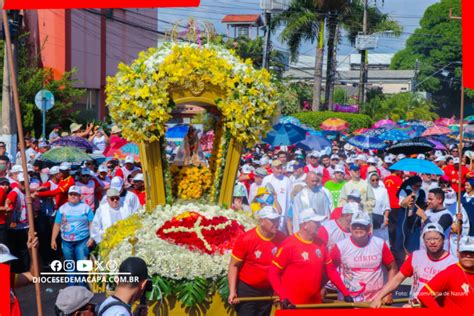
[434,155,446,169]
[371,223,457,308]
[379,155,393,179]
[304,151,330,184]
[330,212,397,303]
[115,155,141,183]
[76,167,102,211]
[96,164,111,188]
[418,236,474,309]
[262,160,292,233]
[5,173,30,274]
[249,167,268,203]
[338,164,375,213]
[130,173,146,206]
[269,208,352,306]
[34,162,75,209]
[228,206,286,315]
[288,172,332,235]
[8,165,23,190]
[100,176,140,214]
[324,164,347,208]
[327,154,340,178]
[91,188,137,244]
[318,202,358,251]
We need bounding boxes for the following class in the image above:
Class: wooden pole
[456,79,465,253]
[1,8,43,316]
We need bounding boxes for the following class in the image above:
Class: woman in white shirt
[368,171,391,243]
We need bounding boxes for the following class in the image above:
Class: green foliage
[361,92,439,121]
[333,88,348,104]
[216,276,230,303]
[274,80,303,115]
[391,0,464,102]
[292,111,373,132]
[175,277,209,307]
[0,33,85,136]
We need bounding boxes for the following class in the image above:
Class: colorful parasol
[379,129,411,141]
[50,136,97,152]
[466,115,474,123]
[262,123,307,146]
[389,158,443,175]
[434,117,457,127]
[320,118,349,131]
[105,142,140,160]
[387,138,434,155]
[421,125,452,136]
[40,146,91,163]
[353,128,370,135]
[373,119,396,129]
[346,135,387,150]
[279,116,302,126]
[296,133,331,151]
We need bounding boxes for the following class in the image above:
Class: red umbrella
[422,125,452,136]
[320,118,349,131]
[434,117,457,127]
[373,119,396,128]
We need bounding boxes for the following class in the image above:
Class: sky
[157,0,439,58]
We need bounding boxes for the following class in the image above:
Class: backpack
[95,298,132,316]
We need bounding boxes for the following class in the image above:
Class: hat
[0,177,10,185]
[330,154,340,160]
[417,154,426,160]
[397,154,406,160]
[309,151,320,158]
[233,183,247,197]
[59,162,72,171]
[39,142,49,149]
[422,223,445,238]
[384,156,394,164]
[98,165,108,173]
[271,160,283,167]
[68,185,81,195]
[356,154,367,162]
[434,150,443,157]
[348,189,362,200]
[351,211,371,226]
[334,165,345,174]
[106,188,121,197]
[80,168,93,176]
[55,286,94,314]
[255,186,270,197]
[459,236,474,252]
[346,157,354,164]
[133,173,144,182]
[344,144,354,151]
[434,156,446,162]
[11,165,22,173]
[465,150,474,159]
[17,173,25,183]
[259,156,270,166]
[50,166,60,175]
[60,132,70,137]
[70,123,83,133]
[257,206,280,220]
[294,161,306,169]
[119,257,150,281]
[342,202,360,214]
[255,167,268,177]
[110,176,124,191]
[349,164,360,171]
[299,208,327,224]
[0,243,17,263]
[111,125,122,134]
[285,165,294,173]
[27,164,34,172]
[367,156,377,164]
[241,164,255,174]
[124,155,135,164]
[453,157,460,164]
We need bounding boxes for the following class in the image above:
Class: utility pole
[1,10,21,161]
[358,0,368,104]
[412,59,419,92]
[262,10,271,69]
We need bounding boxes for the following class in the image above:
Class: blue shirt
[55,201,94,241]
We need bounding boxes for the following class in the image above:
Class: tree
[361,92,438,121]
[0,33,85,136]
[272,0,327,111]
[390,0,465,115]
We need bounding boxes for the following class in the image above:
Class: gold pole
[1,7,43,315]
[236,296,277,302]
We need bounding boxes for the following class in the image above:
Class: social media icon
[64,260,75,272]
[50,260,62,272]
[77,260,93,272]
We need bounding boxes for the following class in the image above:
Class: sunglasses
[109,196,120,201]
[81,174,91,178]
[371,178,379,182]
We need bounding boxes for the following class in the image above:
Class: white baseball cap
[397,154,406,160]
[367,156,377,164]
[49,166,60,175]
[351,212,371,226]
[0,243,17,263]
[356,154,367,162]
[453,157,460,164]
[110,176,124,191]
[285,165,295,173]
[259,156,270,165]
[257,206,280,220]
[27,164,34,172]
[124,155,135,164]
[434,156,446,162]
[133,173,144,182]
[17,172,25,183]
[334,165,345,174]
[344,144,354,151]
[299,208,327,224]
[59,162,72,171]
[417,154,426,160]
[459,236,474,252]
[342,202,360,214]
[98,165,108,173]
[422,223,445,238]
[309,151,320,158]
[68,185,81,195]
[434,150,443,157]
[384,156,394,164]
[11,165,22,173]
[241,164,255,174]
[330,154,340,160]
[348,189,362,200]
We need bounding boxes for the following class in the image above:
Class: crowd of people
[228,141,474,313]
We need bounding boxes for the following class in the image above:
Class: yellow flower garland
[106,43,277,145]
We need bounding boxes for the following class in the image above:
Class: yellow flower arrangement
[106,43,277,145]
[99,213,142,259]
[170,165,213,200]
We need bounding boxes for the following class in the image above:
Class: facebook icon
[50,260,62,272]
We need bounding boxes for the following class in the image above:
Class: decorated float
[96,35,278,315]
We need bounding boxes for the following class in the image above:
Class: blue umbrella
[263,123,307,146]
[379,129,411,141]
[279,116,302,126]
[389,158,443,175]
[296,133,331,151]
[346,135,387,150]
[165,124,189,140]
[119,143,139,155]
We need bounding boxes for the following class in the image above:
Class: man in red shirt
[228,206,286,316]
[0,178,10,244]
[418,236,474,310]
[33,162,75,209]
[130,173,146,206]
[268,208,352,307]
[444,158,469,193]
[384,169,404,268]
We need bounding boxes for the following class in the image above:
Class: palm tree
[272,0,327,111]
